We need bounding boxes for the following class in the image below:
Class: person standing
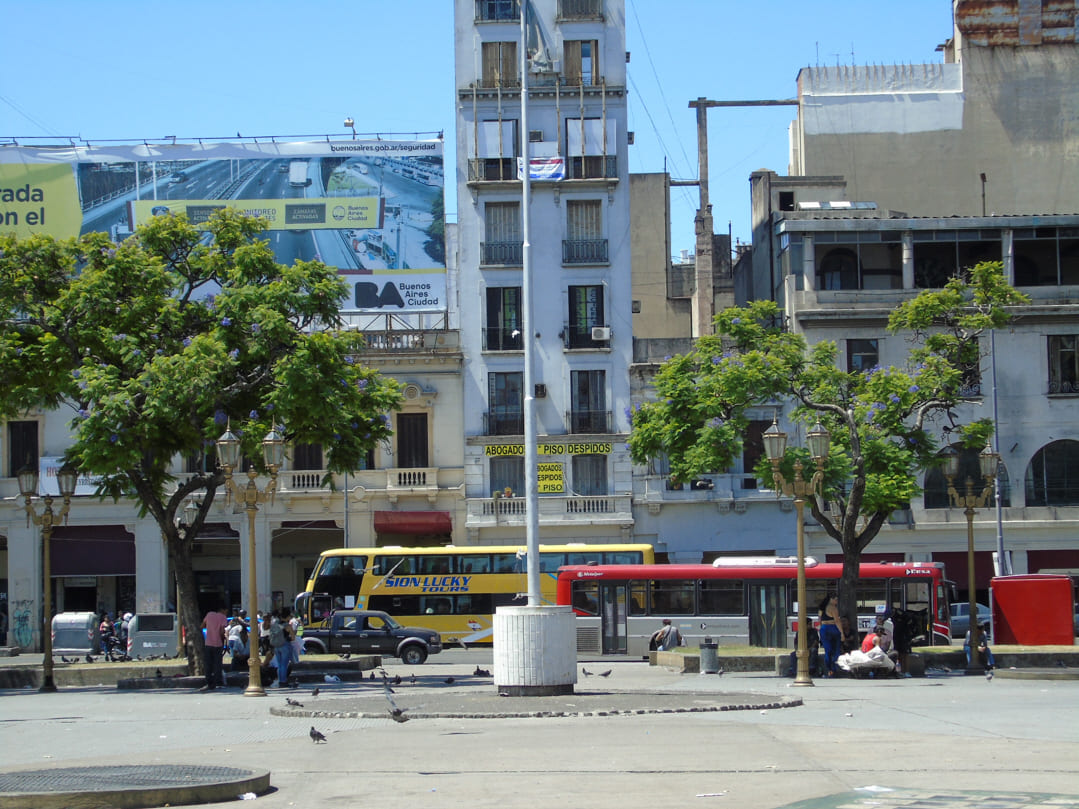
[268,610,294,688]
[818,593,842,677]
[200,604,228,692]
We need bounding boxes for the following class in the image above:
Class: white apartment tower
[454,0,635,544]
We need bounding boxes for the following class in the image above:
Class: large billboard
[0,139,446,314]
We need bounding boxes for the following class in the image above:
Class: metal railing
[476,0,519,20]
[483,327,524,351]
[468,158,517,182]
[566,155,617,180]
[468,494,632,521]
[484,412,524,436]
[481,240,524,265]
[566,409,612,434]
[562,239,609,264]
[558,0,603,18]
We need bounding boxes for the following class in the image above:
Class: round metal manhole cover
[0,764,269,809]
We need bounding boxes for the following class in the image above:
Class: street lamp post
[216,424,286,697]
[763,418,830,687]
[942,440,999,674]
[16,464,79,693]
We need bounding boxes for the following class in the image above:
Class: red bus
[556,557,954,656]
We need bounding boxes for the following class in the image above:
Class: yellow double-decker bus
[295,543,655,645]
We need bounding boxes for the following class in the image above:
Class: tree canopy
[628,261,1028,624]
[0,210,403,669]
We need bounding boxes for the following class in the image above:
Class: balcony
[562,239,608,265]
[476,0,518,21]
[566,409,612,434]
[563,322,609,350]
[558,0,603,19]
[484,411,524,436]
[566,155,617,180]
[483,326,524,351]
[276,468,441,501]
[466,494,632,527]
[387,467,440,503]
[481,240,523,266]
[468,158,517,182]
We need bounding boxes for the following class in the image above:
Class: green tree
[628,261,1028,627]
[0,210,403,672]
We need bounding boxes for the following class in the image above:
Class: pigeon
[369,671,376,681]
[598,669,612,678]
[409,673,416,685]
[61,656,71,664]
[474,666,492,677]
[383,682,410,723]
[338,653,351,660]
[311,687,320,698]
[392,675,402,686]
[581,668,593,676]
[986,669,994,681]
[443,677,455,685]
[286,698,304,707]
[85,654,94,664]
[310,726,327,743]
[716,668,726,676]
[156,669,163,679]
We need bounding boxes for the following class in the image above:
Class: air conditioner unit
[528,129,544,142]
[591,326,611,341]
[534,383,547,398]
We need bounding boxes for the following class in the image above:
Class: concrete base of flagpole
[493,605,577,696]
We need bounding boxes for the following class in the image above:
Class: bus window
[572,581,600,615]
[856,581,888,617]
[368,594,421,614]
[492,553,519,573]
[803,581,837,615]
[462,555,492,574]
[375,555,414,576]
[605,551,644,564]
[699,579,745,615]
[650,580,694,615]
[566,551,602,566]
[539,553,566,572]
[629,582,648,615]
[901,579,931,614]
[419,556,453,575]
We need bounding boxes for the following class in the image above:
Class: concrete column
[6,521,40,651]
[902,232,914,289]
[802,234,816,292]
[134,518,168,614]
[493,605,577,695]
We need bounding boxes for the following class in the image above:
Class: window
[292,443,323,470]
[564,39,599,86]
[567,285,605,348]
[570,370,607,433]
[847,339,879,374]
[396,413,429,468]
[482,202,522,265]
[6,420,37,477]
[477,0,518,21]
[1049,335,1079,394]
[649,579,694,615]
[572,454,608,495]
[481,41,518,87]
[1014,229,1079,286]
[490,456,524,496]
[564,117,617,179]
[698,580,745,615]
[820,248,859,290]
[559,0,603,18]
[485,287,523,350]
[564,200,607,264]
[1026,440,1079,506]
[471,120,518,181]
[487,372,523,435]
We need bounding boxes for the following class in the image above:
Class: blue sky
[1,1,953,256]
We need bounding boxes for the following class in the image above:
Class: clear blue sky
[1,1,953,257]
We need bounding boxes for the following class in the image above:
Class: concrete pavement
[1,652,1078,809]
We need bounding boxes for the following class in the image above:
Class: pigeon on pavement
[598,669,612,677]
[581,668,593,676]
[311,687,320,698]
[286,698,304,707]
[310,726,327,743]
[383,682,410,723]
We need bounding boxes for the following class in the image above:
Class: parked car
[301,610,441,665]
[950,602,991,638]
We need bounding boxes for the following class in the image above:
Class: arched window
[1025,440,1079,506]
[819,248,860,290]
[924,445,1010,509]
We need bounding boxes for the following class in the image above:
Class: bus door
[748,582,787,648]
[599,583,628,654]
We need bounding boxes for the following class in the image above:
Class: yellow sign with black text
[537,463,565,493]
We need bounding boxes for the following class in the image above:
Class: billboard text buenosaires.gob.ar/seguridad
[0,139,446,315]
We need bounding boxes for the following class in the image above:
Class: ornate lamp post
[216,424,286,697]
[16,463,79,692]
[763,418,830,686]
[942,439,999,674]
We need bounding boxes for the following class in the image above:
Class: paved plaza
[1,652,1078,809]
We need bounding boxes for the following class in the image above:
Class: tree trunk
[167,534,205,675]
[839,543,862,634]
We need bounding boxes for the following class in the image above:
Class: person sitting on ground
[964,620,996,670]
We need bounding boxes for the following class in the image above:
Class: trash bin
[52,612,100,656]
[699,636,720,674]
[127,613,179,659]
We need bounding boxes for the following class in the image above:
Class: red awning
[50,525,135,577]
[374,511,452,535]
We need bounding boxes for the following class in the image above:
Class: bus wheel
[399,645,428,665]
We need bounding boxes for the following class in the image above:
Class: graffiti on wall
[11,599,34,648]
